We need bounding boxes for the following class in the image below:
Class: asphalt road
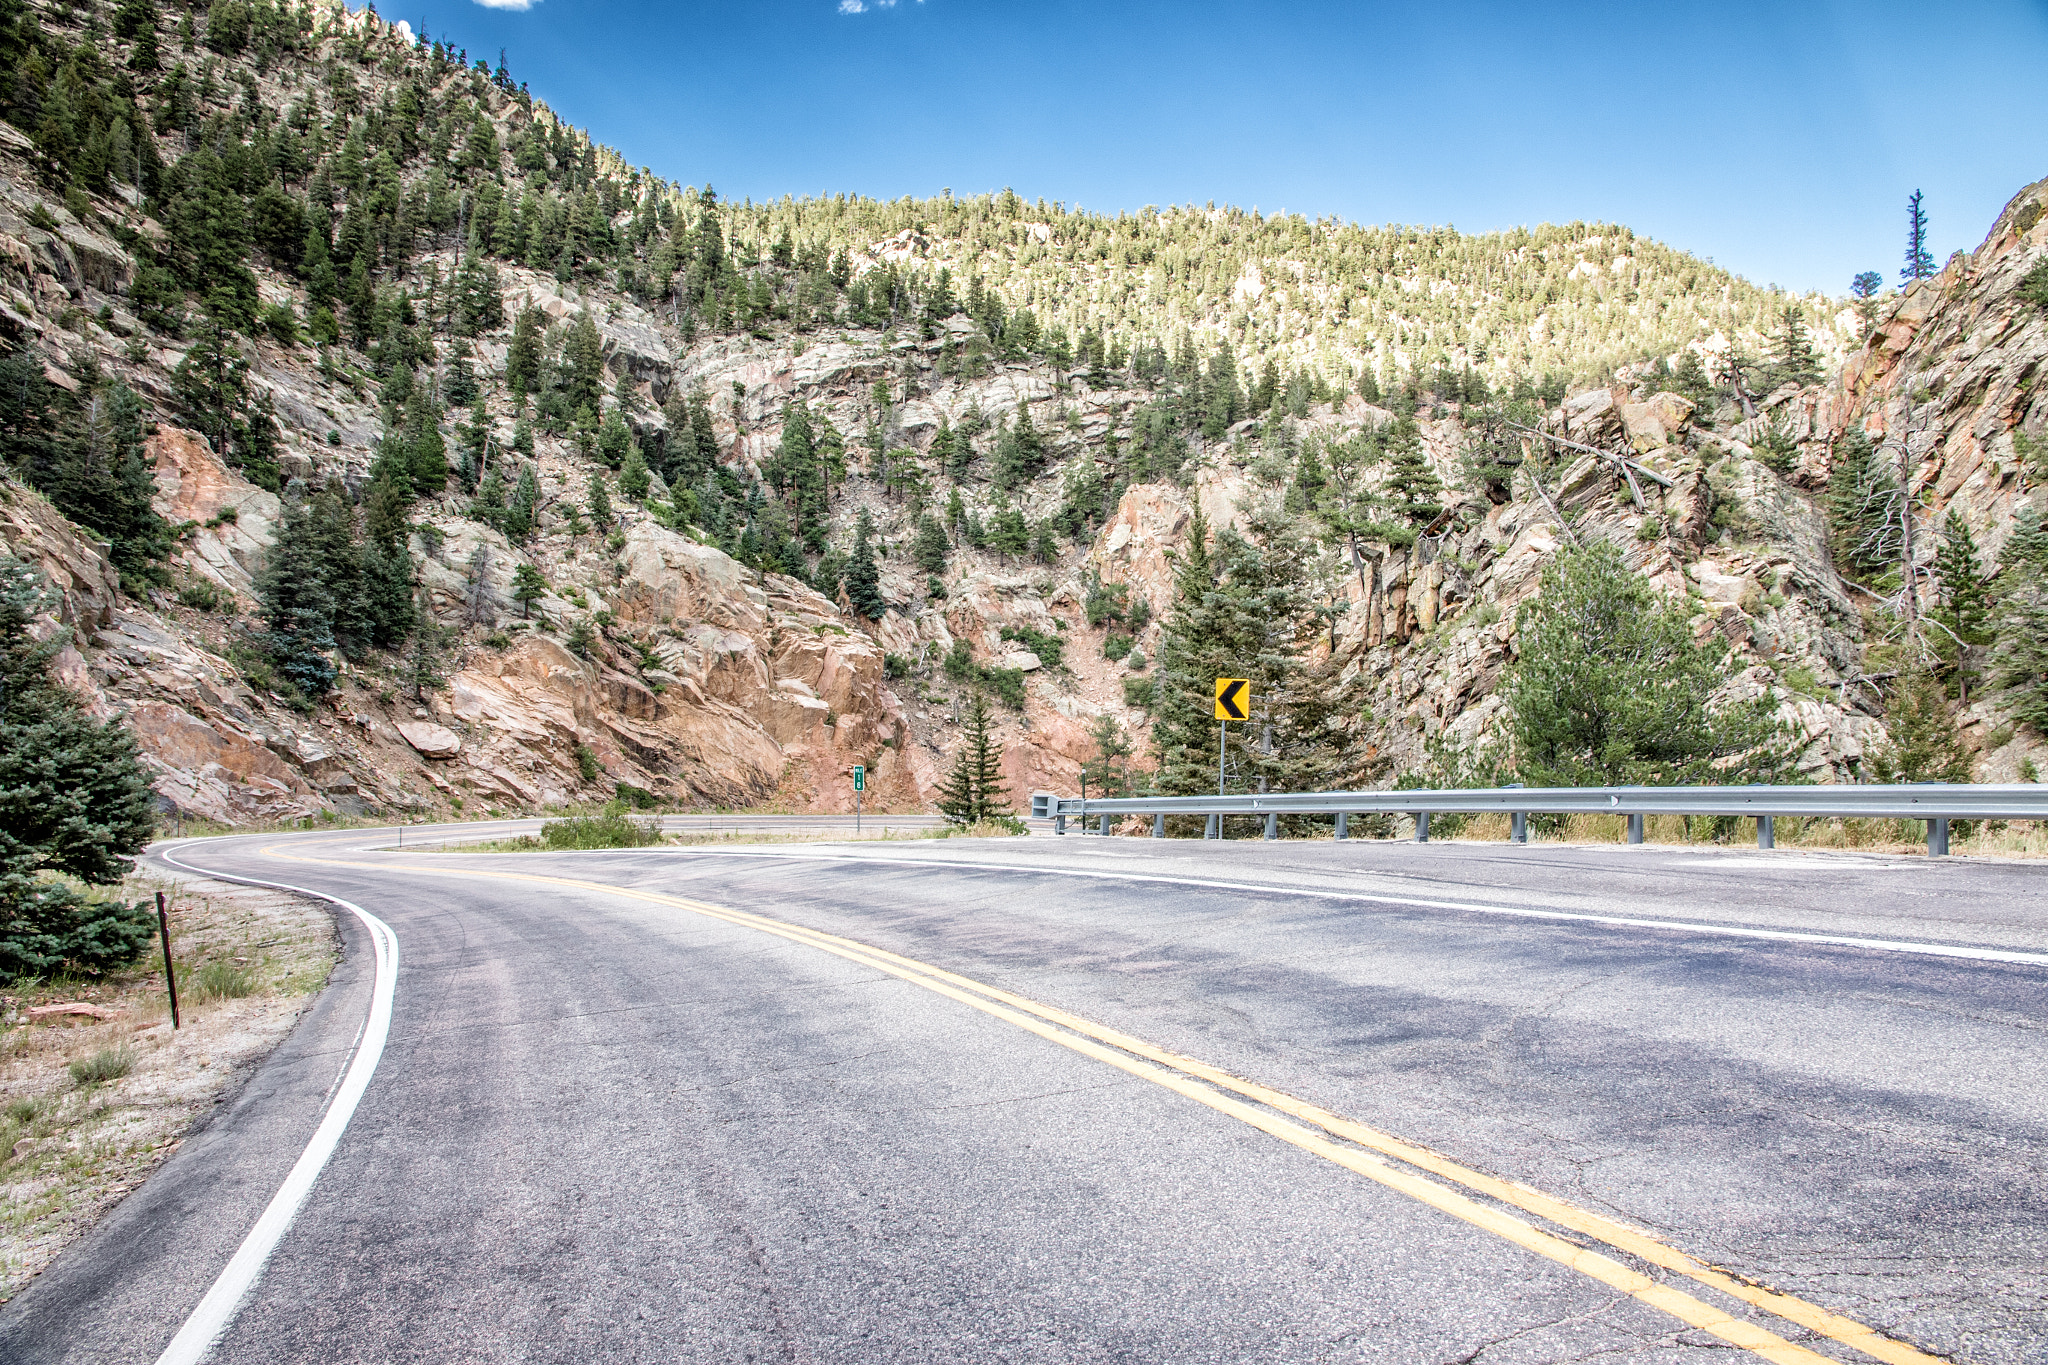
[4,827,2044,1364]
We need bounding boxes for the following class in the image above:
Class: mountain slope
[0,0,2038,828]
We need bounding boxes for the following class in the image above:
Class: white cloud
[473,0,538,10]
[838,0,865,10]
[840,0,919,12]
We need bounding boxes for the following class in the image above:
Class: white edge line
[151,840,400,1365]
[534,844,2048,970]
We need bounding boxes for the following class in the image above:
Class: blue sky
[404,0,2048,297]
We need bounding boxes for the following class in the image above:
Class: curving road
[4,826,2044,1364]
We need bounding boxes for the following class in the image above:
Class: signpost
[852,764,865,833]
[1214,678,1248,802]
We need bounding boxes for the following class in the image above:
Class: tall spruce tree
[843,507,886,619]
[0,556,158,983]
[936,689,1008,824]
[1902,190,1937,284]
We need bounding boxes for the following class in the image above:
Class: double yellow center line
[275,845,1941,1365]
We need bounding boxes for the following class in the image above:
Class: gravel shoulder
[0,868,338,1302]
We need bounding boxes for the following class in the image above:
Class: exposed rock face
[1831,175,2048,570]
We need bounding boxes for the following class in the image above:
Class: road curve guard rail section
[1029,784,2048,856]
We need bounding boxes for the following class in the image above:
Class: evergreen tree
[1866,669,1973,783]
[843,508,886,619]
[1378,419,1444,538]
[935,689,1008,824]
[0,556,158,984]
[254,493,339,696]
[1992,510,2048,733]
[1902,189,1936,285]
[991,407,1046,491]
[597,408,633,469]
[1505,541,1793,786]
[511,563,547,620]
[1825,429,1900,581]
[617,444,650,502]
[1931,511,1993,647]
[1150,508,1367,799]
[587,473,612,528]
[912,511,949,574]
[403,599,446,703]
[505,307,544,397]
[1083,713,1133,798]
[1767,304,1821,389]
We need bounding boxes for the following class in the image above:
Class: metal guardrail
[1029,784,2048,856]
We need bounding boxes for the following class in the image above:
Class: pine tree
[505,306,544,397]
[1931,511,1993,646]
[843,508,886,619]
[1992,510,2048,733]
[1505,541,1794,786]
[1084,713,1133,798]
[511,563,547,620]
[936,689,1008,824]
[1866,669,1973,783]
[1768,304,1821,389]
[1150,508,1367,799]
[912,511,949,574]
[617,444,650,502]
[0,556,158,984]
[1825,429,1901,581]
[255,494,339,696]
[1902,190,1937,284]
[587,473,612,528]
[403,599,446,703]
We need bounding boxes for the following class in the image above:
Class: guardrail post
[1205,813,1219,840]
[1928,818,1950,857]
[1055,814,1066,835]
[1627,814,1644,844]
[1335,812,1349,841]
[1511,812,1526,844]
[1263,812,1277,840]
[1100,815,1111,836]
[1152,812,1165,838]
[1414,812,1430,843]
[1757,815,1774,850]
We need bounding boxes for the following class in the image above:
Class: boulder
[396,720,462,759]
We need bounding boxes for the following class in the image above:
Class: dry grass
[0,876,338,1301]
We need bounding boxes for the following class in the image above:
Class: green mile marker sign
[853,765,866,791]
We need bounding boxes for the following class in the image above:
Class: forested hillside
[0,0,2041,841]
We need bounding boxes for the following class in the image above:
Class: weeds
[188,959,259,1002]
[67,1048,133,1086]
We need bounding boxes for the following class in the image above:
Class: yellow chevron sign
[1214,678,1249,721]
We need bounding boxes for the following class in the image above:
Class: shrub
[884,653,911,680]
[1123,676,1156,709]
[68,1046,134,1085]
[1103,633,1133,662]
[177,578,228,611]
[539,808,662,849]
[575,744,603,783]
[980,666,1027,710]
[1000,625,1064,669]
[1123,650,1146,672]
[613,781,660,809]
